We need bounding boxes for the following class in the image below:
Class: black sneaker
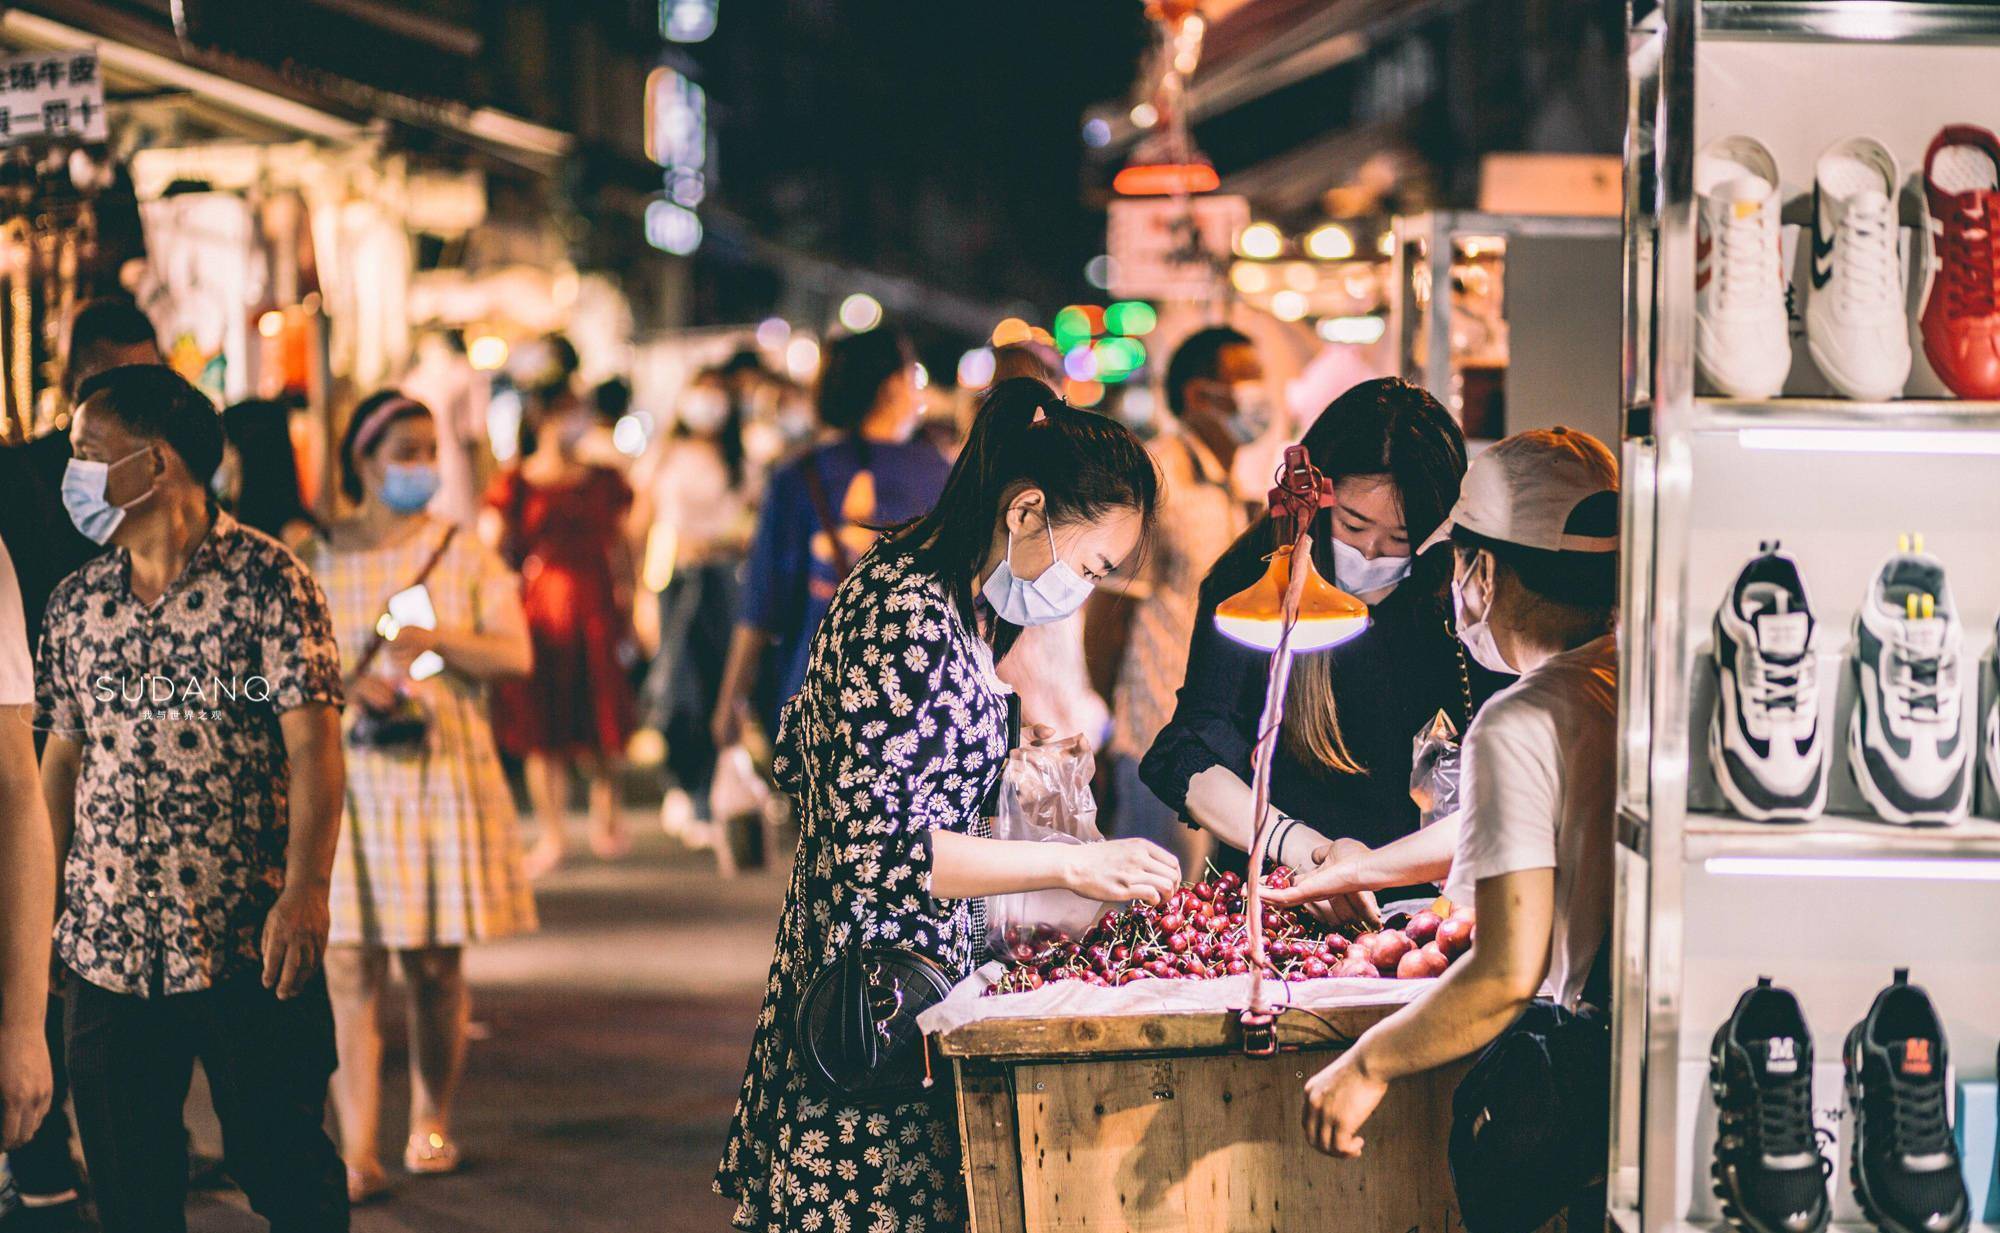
[1844,968,1970,1233]
[1710,977,1832,1233]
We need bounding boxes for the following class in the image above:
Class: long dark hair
[674,369,747,488]
[222,399,320,538]
[890,377,1159,661]
[1269,377,1468,775]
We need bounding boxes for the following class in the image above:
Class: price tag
[0,48,108,146]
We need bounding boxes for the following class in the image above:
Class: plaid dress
[306,520,537,949]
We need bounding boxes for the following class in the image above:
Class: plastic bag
[984,733,1110,959]
[1410,708,1462,829]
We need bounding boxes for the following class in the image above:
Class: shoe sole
[1806,331,1910,402]
[1846,703,1969,825]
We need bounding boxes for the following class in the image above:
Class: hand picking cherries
[986,870,1475,995]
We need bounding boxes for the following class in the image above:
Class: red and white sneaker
[1697,136,1792,399]
[1920,125,2000,400]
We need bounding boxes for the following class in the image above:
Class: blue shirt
[739,436,951,724]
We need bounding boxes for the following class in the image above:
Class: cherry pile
[986,868,1476,996]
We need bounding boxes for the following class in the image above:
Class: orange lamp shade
[1214,546,1370,653]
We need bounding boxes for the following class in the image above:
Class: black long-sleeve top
[1139,535,1511,854]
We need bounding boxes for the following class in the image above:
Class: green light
[1053,306,1094,349]
[1093,336,1147,383]
[1104,301,1158,337]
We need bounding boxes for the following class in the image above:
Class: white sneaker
[1807,139,1912,400]
[1710,543,1829,821]
[1697,136,1792,399]
[1849,542,1972,824]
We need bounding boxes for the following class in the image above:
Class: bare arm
[1,706,54,1148]
[929,831,1181,903]
[1264,813,1462,906]
[1301,868,1554,1156]
[261,704,344,1000]
[711,623,772,748]
[39,733,79,875]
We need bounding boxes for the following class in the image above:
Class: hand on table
[1302,1050,1388,1159]
[1062,839,1181,906]
[1268,839,1382,931]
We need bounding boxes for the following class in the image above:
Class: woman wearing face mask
[480,372,640,875]
[304,392,537,1201]
[629,368,756,843]
[1139,378,1511,927]
[717,380,1179,1233]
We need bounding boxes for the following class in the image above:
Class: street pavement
[182,819,788,1232]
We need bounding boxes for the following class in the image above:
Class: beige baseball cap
[1418,426,1619,555]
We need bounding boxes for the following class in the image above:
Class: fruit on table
[986,870,1475,995]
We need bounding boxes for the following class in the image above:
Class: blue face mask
[982,517,1094,627]
[380,463,440,514]
[62,447,155,545]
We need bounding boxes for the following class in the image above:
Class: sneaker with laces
[1699,136,1794,399]
[1710,977,1832,1233]
[1920,125,2000,400]
[1711,544,1829,821]
[1849,542,1972,825]
[1844,969,1970,1233]
[1986,615,1999,807]
[1808,139,1912,400]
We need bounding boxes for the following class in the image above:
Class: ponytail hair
[891,377,1158,660]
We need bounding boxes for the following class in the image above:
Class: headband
[351,394,429,456]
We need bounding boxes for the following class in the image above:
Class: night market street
[181,822,782,1233]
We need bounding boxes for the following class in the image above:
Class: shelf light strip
[1737,428,2000,456]
[1704,856,2000,882]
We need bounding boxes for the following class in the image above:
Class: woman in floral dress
[716,380,1182,1233]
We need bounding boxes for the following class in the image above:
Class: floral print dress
[717,545,1011,1233]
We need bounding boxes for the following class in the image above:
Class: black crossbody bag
[793,689,1021,1106]
[1448,943,1614,1233]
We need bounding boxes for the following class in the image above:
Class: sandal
[404,1131,463,1177]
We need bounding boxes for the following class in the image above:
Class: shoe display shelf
[1614,4,2000,1233]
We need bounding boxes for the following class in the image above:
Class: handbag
[794,941,955,1106]
[346,525,459,751]
[1447,950,1613,1233]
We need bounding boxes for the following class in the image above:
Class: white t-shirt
[1449,633,1617,1008]
[0,538,32,706]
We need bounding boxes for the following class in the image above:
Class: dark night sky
[692,1,1151,321]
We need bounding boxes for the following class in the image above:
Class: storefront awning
[1,2,572,172]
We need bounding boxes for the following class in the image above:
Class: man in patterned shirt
[35,366,349,1232]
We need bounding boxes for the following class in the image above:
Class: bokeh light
[991,317,1033,348]
[838,293,883,333]
[755,317,791,350]
[958,347,997,389]
[1270,290,1309,322]
[1104,301,1157,336]
[785,336,821,380]
[1236,222,1283,260]
[1304,223,1355,260]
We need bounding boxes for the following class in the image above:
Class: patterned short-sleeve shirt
[34,509,345,997]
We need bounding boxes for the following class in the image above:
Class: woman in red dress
[482,370,637,876]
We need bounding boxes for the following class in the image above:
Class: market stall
[935,992,1466,1233]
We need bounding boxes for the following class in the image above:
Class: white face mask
[982,515,1094,627]
[1452,557,1516,675]
[62,446,156,545]
[1329,535,1412,597]
[1227,382,1274,444]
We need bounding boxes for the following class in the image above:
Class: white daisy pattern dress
[717,544,1011,1233]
